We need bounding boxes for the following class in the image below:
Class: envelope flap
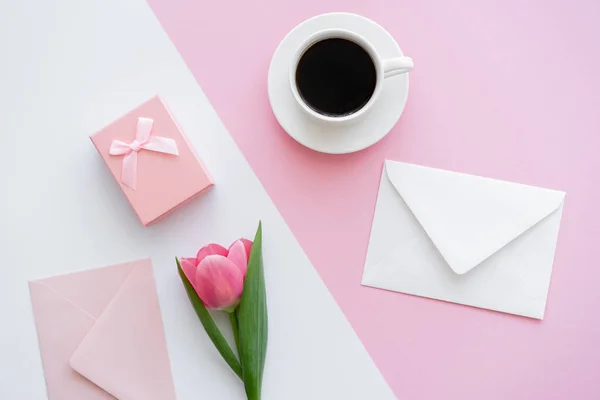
[28,281,116,400]
[69,259,177,400]
[385,161,565,274]
[34,261,137,319]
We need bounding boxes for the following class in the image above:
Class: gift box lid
[90,96,213,226]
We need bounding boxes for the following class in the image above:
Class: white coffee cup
[289,28,413,126]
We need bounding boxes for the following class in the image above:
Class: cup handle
[382,56,414,79]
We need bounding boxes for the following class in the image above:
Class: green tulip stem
[229,310,241,356]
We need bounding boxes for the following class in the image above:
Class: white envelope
[362,160,566,319]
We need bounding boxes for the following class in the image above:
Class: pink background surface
[148,1,600,398]
[91,97,213,226]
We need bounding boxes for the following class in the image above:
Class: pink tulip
[180,238,253,311]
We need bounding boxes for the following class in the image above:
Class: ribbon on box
[109,117,179,190]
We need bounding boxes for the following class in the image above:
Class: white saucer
[268,13,410,154]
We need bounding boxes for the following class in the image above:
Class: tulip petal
[227,239,249,276]
[196,255,245,310]
[196,243,228,264]
[240,239,253,261]
[179,257,198,287]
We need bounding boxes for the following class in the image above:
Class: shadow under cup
[295,38,377,118]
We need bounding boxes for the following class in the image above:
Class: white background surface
[0,0,395,398]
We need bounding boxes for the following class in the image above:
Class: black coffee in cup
[295,38,377,117]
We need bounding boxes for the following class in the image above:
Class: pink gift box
[91,96,213,226]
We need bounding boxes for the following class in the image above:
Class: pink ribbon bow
[109,117,179,190]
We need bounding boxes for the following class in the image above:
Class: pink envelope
[91,96,213,226]
[29,259,177,400]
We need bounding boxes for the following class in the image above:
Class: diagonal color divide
[0,0,395,398]
[148,0,600,398]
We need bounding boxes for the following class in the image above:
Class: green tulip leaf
[176,258,242,379]
[237,221,268,400]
